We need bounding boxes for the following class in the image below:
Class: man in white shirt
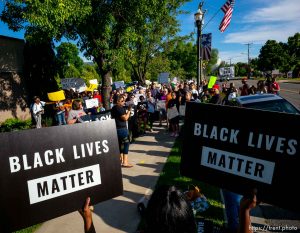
[32,96,46,128]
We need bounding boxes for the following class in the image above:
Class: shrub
[0,118,32,132]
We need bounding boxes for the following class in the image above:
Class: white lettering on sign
[247,132,297,155]
[194,123,240,144]
[201,146,275,184]
[27,164,101,204]
[9,148,65,173]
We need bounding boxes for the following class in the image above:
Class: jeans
[222,189,242,232]
[56,112,66,125]
[117,128,129,154]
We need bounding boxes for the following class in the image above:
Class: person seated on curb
[80,189,257,233]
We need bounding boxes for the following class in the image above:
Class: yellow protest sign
[47,90,65,102]
[86,84,98,92]
[126,86,134,92]
[208,76,217,89]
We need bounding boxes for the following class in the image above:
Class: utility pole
[245,43,253,79]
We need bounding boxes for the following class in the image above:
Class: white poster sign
[167,107,179,120]
[85,98,99,109]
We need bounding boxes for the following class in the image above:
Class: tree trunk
[94,55,112,110]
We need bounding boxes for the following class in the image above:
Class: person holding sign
[79,197,96,233]
[111,95,133,168]
[31,96,46,128]
[67,100,86,124]
[167,92,179,137]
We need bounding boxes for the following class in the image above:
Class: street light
[195,2,204,89]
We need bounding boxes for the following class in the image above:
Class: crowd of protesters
[31,76,281,130]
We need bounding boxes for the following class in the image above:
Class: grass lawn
[13,224,41,233]
[155,139,225,226]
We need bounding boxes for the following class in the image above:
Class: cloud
[224,24,299,44]
[219,51,248,63]
[224,0,300,45]
[244,0,300,23]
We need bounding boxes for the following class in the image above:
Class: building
[0,35,30,123]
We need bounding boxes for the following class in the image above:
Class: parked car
[235,94,300,114]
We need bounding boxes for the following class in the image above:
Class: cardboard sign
[167,107,179,120]
[181,102,300,212]
[47,90,66,102]
[85,98,99,109]
[61,78,87,92]
[207,76,217,89]
[0,120,123,232]
[156,100,166,110]
[158,72,169,84]
[114,81,125,89]
[179,105,186,116]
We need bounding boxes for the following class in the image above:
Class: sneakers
[175,133,179,137]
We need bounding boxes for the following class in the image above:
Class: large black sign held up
[0,120,123,232]
[181,102,300,212]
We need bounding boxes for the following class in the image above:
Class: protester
[111,94,133,168]
[31,96,46,128]
[79,197,96,233]
[67,99,86,124]
[222,189,243,233]
[144,185,197,233]
[239,78,250,96]
[78,187,257,233]
[167,92,179,137]
[269,77,280,95]
[54,100,66,125]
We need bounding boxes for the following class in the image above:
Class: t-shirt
[67,109,86,123]
[111,105,127,129]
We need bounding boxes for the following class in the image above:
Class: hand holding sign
[79,197,96,233]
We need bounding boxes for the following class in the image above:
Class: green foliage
[81,64,101,83]
[56,42,84,78]
[13,224,41,233]
[256,33,300,77]
[0,118,32,132]
[64,64,81,78]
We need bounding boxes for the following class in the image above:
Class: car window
[243,100,300,114]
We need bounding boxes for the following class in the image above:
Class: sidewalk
[35,123,175,233]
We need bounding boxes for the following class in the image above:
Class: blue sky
[1,0,300,64]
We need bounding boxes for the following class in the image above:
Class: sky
[1,0,300,64]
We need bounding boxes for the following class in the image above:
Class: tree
[257,40,284,72]
[81,64,100,83]
[287,33,300,78]
[1,0,188,109]
[127,1,187,84]
[56,42,84,78]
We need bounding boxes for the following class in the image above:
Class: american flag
[219,0,235,33]
[201,33,212,60]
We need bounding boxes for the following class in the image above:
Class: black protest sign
[181,102,300,212]
[80,110,112,122]
[0,120,122,232]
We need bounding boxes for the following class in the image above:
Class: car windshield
[242,99,300,114]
